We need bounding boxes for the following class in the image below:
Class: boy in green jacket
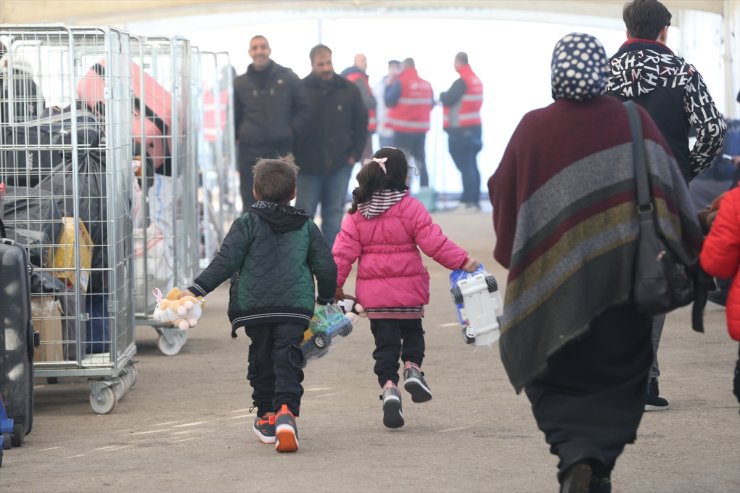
[183,157,337,453]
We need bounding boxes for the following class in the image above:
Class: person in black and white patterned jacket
[607,0,727,417]
[607,0,726,184]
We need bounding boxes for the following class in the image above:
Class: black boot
[645,377,669,411]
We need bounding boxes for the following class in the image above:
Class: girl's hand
[462,259,480,272]
[335,286,345,301]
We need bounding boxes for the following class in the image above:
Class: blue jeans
[650,314,664,381]
[295,165,354,248]
[448,127,482,205]
[393,132,429,188]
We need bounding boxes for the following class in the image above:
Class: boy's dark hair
[349,147,409,214]
[252,156,299,204]
[455,52,469,65]
[623,0,672,40]
[309,44,331,62]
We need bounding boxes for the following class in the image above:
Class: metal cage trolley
[195,50,238,268]
[130,35,199,356]
[0,26,137,414]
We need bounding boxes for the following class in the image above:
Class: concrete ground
[2,209,739,492]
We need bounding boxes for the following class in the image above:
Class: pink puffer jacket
[332,194,469,312]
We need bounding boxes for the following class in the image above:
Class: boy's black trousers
[245,322,305,417]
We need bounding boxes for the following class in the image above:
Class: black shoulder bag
[625,101,694,315]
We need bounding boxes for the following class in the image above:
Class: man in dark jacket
[606,0,725,183]
[185,157,336,453]
[606,0,726,413]
[294,44,368,248]
[233,35,309,209]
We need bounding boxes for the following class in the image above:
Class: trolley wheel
[485,275,498,293]
[124,364,138,388]
[157,331,187,356]
[90,386,118,414]
[313,334,331,350]
[112,381,125,401]
[2,433,11,450]
[10,423,24,448]
[451,286,463,305]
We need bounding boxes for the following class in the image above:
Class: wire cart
[195,50,237,267]
[130,35,199,356]
[0,26,136,414]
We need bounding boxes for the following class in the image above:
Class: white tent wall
[117,6,734,196]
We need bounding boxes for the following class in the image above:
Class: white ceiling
[0,1,726,25]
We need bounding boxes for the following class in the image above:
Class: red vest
[443,64,483,129]
[386,68,433,134]
[345,71,377,133]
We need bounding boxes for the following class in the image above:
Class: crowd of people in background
[231,34,486,249]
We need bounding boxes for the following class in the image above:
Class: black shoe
[403,363,432,403]
[707,289,727,306]
[645,378,670,411]
[380,382,404,429]
[589,475,612,493]
[561,461,592,493]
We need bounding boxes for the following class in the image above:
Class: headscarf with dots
[551,33,609,101]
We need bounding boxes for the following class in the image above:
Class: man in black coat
[233,35,310,209]
[294,44,368,248]
[606,0,726,414]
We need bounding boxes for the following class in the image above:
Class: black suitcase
[0,218,35,447]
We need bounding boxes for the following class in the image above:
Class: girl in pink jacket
[332,147,479,429]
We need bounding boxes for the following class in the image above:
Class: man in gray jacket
[233,35,309,209]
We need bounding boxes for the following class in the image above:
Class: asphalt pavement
[1,208,738,492]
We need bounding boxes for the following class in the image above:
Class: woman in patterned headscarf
[488,33,703,493]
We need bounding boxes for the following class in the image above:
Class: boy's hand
[179,289,196,299]
[462,259,480,272]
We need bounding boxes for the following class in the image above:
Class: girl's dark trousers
[370,318,425,387]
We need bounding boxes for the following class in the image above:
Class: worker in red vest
[440,52,483,211]
[385,58,434,190]
[341,53,377,162]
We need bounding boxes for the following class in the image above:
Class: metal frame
[131,35,198,356]
[0,25,136,414]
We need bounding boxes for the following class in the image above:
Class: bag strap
[624,101,653,214]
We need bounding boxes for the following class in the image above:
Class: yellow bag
[50,217,93,292]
